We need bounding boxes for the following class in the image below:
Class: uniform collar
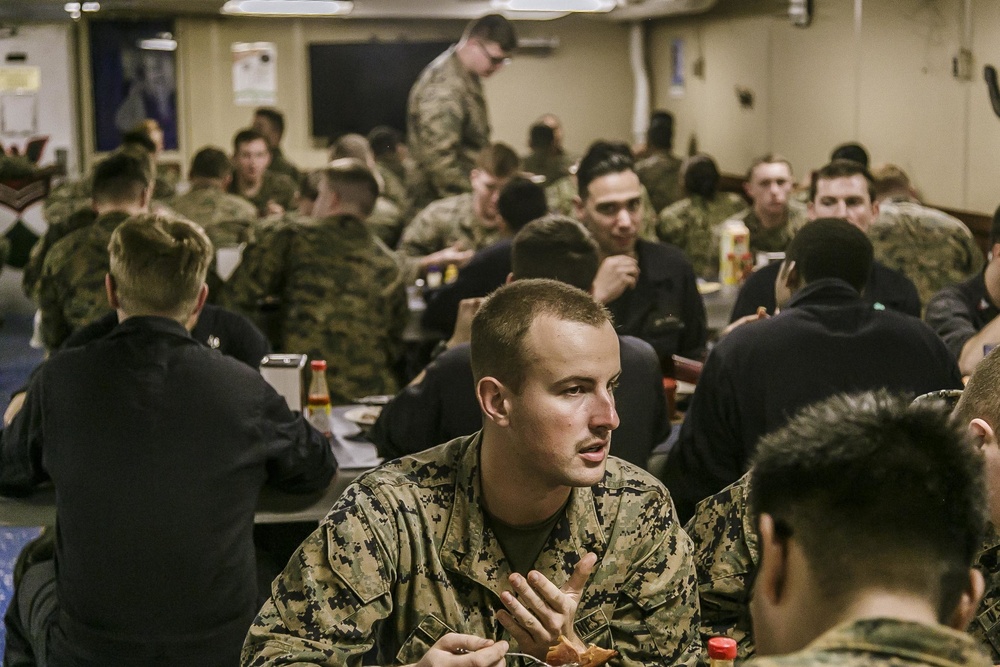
[785,278,864,310]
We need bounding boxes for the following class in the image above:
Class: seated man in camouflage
[687,354,1000,662]
[329,133,406,248]
[724,154,807,257]
[745,391,990,667]
[168,145,258,241]
[635,110,683,214]
[397,142,520,282]
[228,128,297,217]
[243,279,702,667]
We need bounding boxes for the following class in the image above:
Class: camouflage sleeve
[35,246,72,351]
[411,84,473,197]
[656,206,688,247]
[242,483,398,666]
[684,474,758,661]
[220,226,292,324]
[23,216,91,299]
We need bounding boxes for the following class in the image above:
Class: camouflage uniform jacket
[42,178,92,228]
[406,46,490,208]
[377,162,412,214]
[24,208,99,298]
[35,210,132,350]
[635,151,684,214]
[268,146,301,184]
[869,198,985,307]
[228,171,297,217]
[167,184,259,230]
[657,193,749,280]
[545,177,659,242]
[522,150,572,186]
[242,434,703,667]
[728,202,808,256]
[746,618,991,667]
[367,196,406,249]
[687,474,1000,664]
[224,213,406,404]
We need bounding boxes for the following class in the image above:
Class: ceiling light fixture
[491,0,616,12]
[139,33,178,51]
[221,0,354,16]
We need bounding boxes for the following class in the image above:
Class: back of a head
[647,111,674,151]
[750,391,986,622]
[470,278,610,390]
[121,130,157,155]
[512,214,599,290]
[476,142,521,179]
[298,170,323,204]
[323,158,379,217]
[189,146,233,180]
[497,177,548,234]
[785,217,873,292]
[254,107,285,137]
[682,154,720,199]
[108,214,213,320]
[529,123,555,152]
[463,13,518,52]
[92,152,153,207]
[870,163,911,199]
[576,141,634,199]
[809,159,876,203]
[367,125,401,159]
[954,346,1000,431]
[330,133,375,164]
[830,142,870,168]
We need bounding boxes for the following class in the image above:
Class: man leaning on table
[242,278,702,667]
[1,214,336,667]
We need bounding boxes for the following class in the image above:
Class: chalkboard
[308,40,452,142]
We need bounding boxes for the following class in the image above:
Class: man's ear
[945,568,985,631]
[139,184,153,210]
[477,376,511,428]
[969,418,997,449]
[105,273,120,310]
[780,261,801,292]
[572,195,585,222]
[504,272,514,285]
[755,513,790,607]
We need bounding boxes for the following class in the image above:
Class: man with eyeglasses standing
[407,14,517,211]
[574,141,707,373]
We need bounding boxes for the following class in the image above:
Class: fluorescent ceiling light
[221,0,353,16]
[492,0,616,12]
[140,38,178,51]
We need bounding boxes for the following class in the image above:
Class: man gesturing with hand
[243,279,702,666]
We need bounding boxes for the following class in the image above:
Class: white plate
[676,380,697,396]
[343,405,382,427]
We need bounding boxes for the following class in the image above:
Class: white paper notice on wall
[232,42,276,107]
[1,94,37,135]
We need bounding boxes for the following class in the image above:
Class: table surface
[0,405,382,527]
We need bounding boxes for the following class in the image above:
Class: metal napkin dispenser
[260,354,308,412]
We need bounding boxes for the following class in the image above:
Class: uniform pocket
[395,614,456,665]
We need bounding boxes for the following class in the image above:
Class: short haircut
[528,123,555,151]
[298,170,323,203]
[830,142,870,167]
[475,143,521,179]
[744,153,792,182]
[254,107,285,137]
[647,110,674,150]
[233,128,268,153]
[108,214,213,319]
[189,146,233,180]
[750,391,986,623]
[470,278,610,390]
[367,125,402,159]
[992,203,1000,247]
[121,130,157,155]
[809,159,877,203]
[785,217,873,292]
[871,163,911,198]
[330,133,374,163]
[92,152,152,205]
[576,141,634,200]
[497,177,548,233]
[463,14,518,53]
[323,158,379,217]
[511,214,599,290]
[682,154,720,199]
[954,347,1000,430]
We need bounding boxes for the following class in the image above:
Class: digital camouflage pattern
[869,198,985,307]
[168,185,258,231]
[229,171,297,217]
[657,193,749,280]
[746,618,991,667]
[268,147,301,184]
[522,150,572,186]
[35,210,132,350]
[23,208,99,298]
[242,434,703,667]
[366,196,406,249]
[42,178,91,229]
[223,213,406,404]
[727,201,809,257]
[376,162,412,214]
[545,177,659,242]
[635,152,684,215]
[687,474,1000,664]
[406,47,490,210]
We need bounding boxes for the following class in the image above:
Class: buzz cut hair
[809,159,877,204]
[511,215,599,291]
[954,347,1000,433]
[463,14,518,53]
[471,278,610,391]
[189,146,234,180]
[744,153,793,183]
[323,158,379,217]
[233,128,268,154]
[475,142,521,179]
[254,107,285,137]
[92,151,152,206]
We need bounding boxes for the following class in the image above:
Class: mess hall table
[0,406,382,528]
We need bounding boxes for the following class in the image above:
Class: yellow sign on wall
[0,66,41,92]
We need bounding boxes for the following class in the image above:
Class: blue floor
[0,313,47,658]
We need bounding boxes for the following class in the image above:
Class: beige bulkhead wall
[173,14,635,172]
[646,0,1000,213]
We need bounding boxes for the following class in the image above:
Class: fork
[454,647,578,667]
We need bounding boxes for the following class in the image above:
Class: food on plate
[545,635,617,667]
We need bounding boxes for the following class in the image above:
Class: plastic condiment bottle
[708,636,737,667]
[443,263,458,284]
[307,359,332,437]
[426,265,443,289]
[719,218,751,289]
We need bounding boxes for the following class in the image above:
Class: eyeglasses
[475,40,512,67]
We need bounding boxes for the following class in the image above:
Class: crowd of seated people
[2,11,1000,666]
